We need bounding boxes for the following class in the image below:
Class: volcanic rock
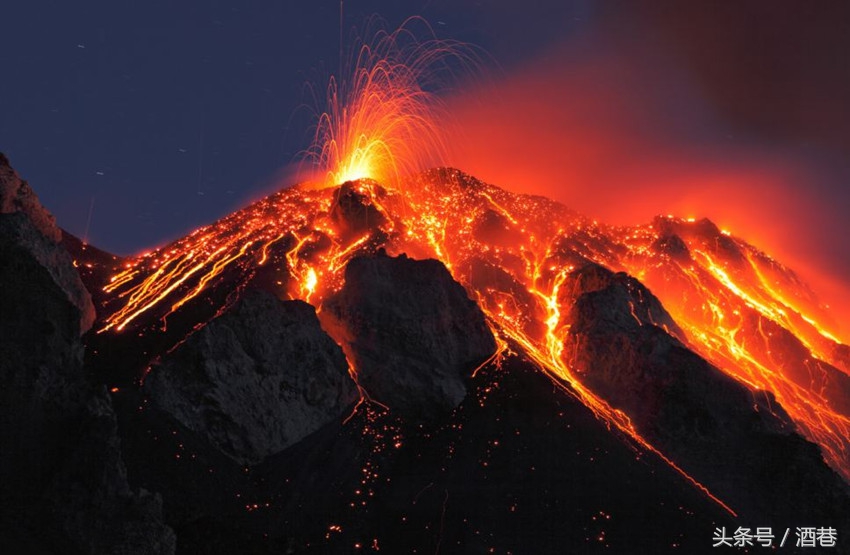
[0,152,61,241]
[0,154,95,333]
[0,211,175,554]
[651,233,691,261]
[330,180,389,239]
[563,263,850,522]
[560,263,685,341]
[321,250,497,419]
[144,289,358,465]
[654,215,745,264]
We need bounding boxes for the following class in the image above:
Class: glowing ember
[302,17,480,189]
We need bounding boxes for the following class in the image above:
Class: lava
[86,18,850,522]
[617,216,850,479]
[302,16,480,189]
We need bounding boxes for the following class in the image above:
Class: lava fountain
[302,16,481,189]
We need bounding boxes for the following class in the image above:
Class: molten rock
[144,289,358,465]
[563,263,850,522]
[322,251,497,419]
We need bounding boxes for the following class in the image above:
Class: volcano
[2,154,849,554]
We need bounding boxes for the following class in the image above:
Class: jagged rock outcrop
[330,180,389,240]
[322,251,497,419]
[563,262,850,523]
[144,289,358,465]
[560,262,685,338]
[0,153,61,241]
[0,210,175,554]
[564,264,783,434]
[0,154,95,333]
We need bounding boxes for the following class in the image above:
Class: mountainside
[3,154,849,553]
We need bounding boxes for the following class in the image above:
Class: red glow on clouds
[444,36,850,336]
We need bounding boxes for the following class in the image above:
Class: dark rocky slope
[144,290,359,465]
[3,154,849,554]
[0,154,95,333]
[0,207,174,552]
[563,263,850,527]
[322,251,497,419]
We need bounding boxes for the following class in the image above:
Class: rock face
[0,154,95,333]
[330,180,390,240]
[322,251,497,419]
[0,152,61,241]
[0,211,175,554]
[144,289,358,465]
[563,263,850,523]
[564,264,782,434]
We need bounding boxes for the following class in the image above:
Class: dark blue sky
[0,0,588,253]
[2,1,850,316]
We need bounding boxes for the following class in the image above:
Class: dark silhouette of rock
[0,154,95,333]
[0,152,61,242]
[0,212,174,554]
[560,262,685,341]
[330,180,389,240]
[651,232,691,261]
[563,263,850,525]
[144,289,358,465]
[322,251,497,419]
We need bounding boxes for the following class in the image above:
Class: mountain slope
[11,157,849,553]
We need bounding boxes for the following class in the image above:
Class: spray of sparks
[87,20,850,519]
[303,17,477,189]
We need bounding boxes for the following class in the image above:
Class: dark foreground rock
[0,211,174,554]
[144,289,359,465]
[322,251,497,419]
[0,154,95,333]
[123,353,742,555]
[563,263,850,525]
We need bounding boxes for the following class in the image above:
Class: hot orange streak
[744,251,844,347]
[259,233,286,266]
[481,260,737,517]
[692,249,835,362]
[105,255,212,332]
[167,239,260,317]
[620,241,850,480]
[103,269,138,293]
[328,234,372,273]
[100,252,200,331]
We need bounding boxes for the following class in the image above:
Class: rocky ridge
[0,156,175,554]
[322,250,497,419]
[144,290,359,465]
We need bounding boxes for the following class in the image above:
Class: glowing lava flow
[91,163,850,515]
[483,236,737,516]
[87,18,850,520]
[616,216,850,480]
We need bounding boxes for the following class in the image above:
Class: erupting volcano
[2,14,849,555]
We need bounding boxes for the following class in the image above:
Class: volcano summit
[1,153,849,553]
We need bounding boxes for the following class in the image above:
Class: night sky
[2,1,849,322]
